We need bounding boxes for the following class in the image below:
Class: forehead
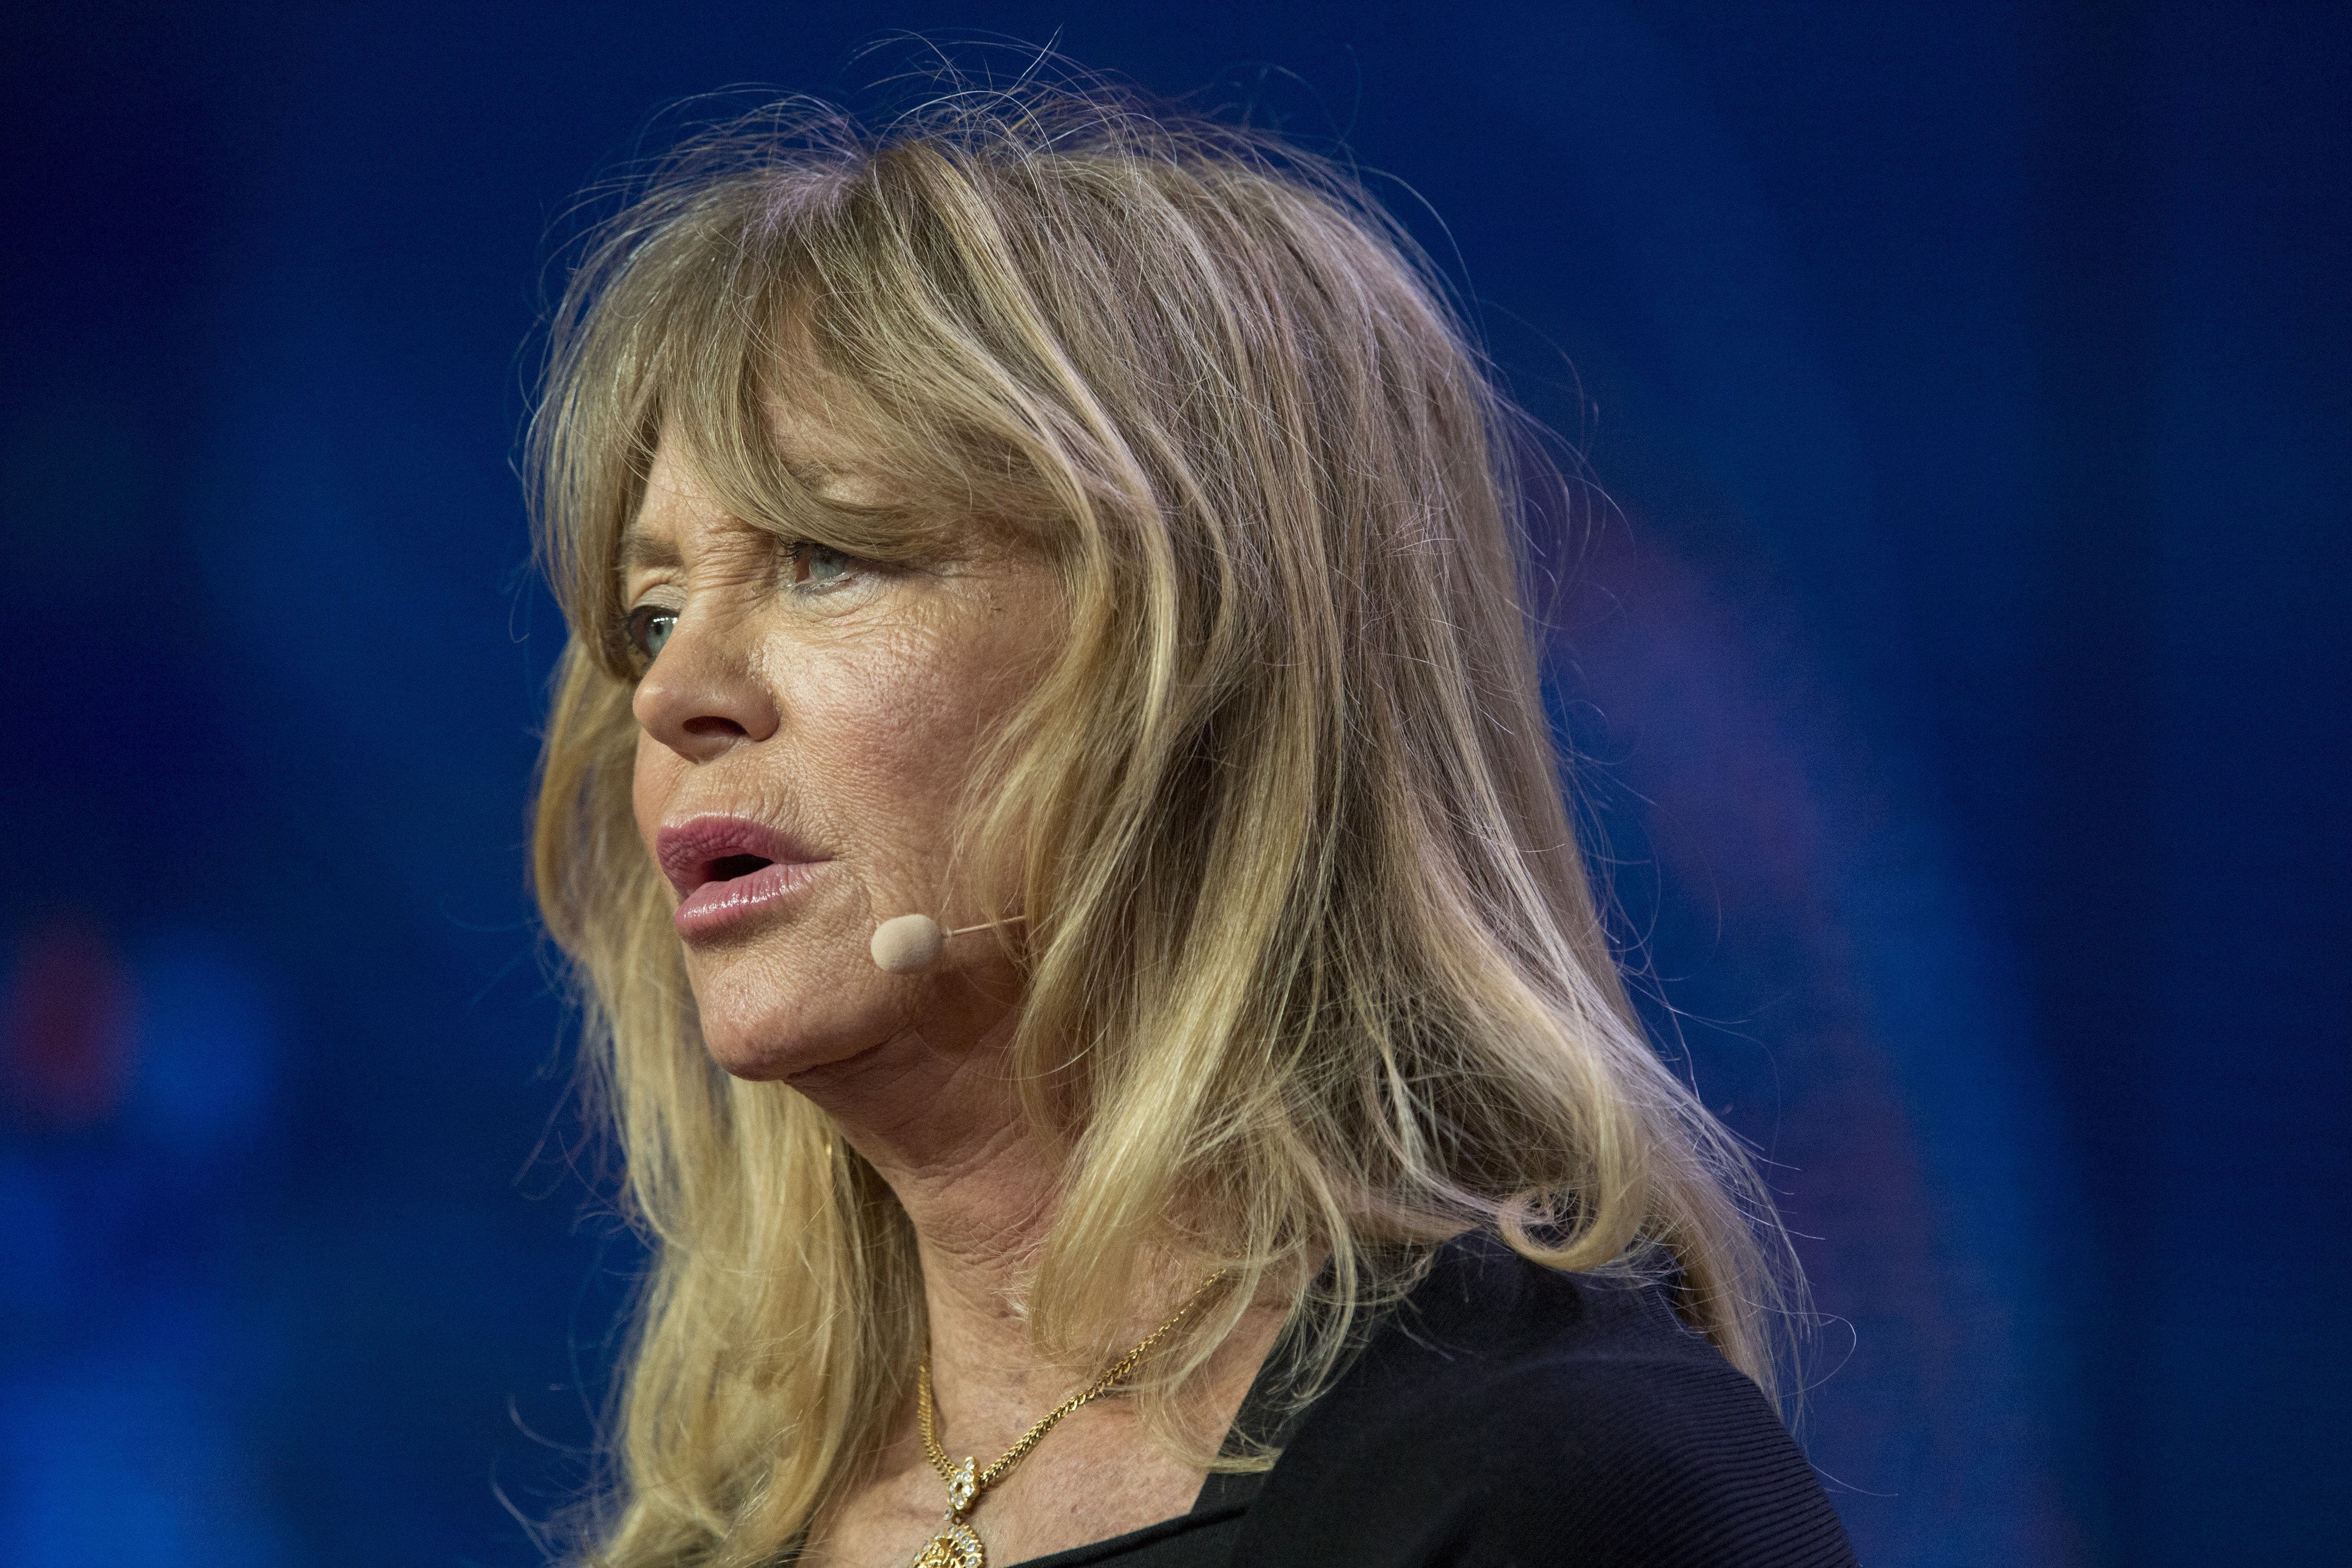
[622,398,889,569]
[619,446,711,571]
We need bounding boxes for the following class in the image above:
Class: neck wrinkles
[786,1006,1077,1449]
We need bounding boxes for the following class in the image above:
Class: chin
[684,949,899,1082]
[697,1005,894,1082]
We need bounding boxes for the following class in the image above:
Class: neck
[785,1001,1107,1454]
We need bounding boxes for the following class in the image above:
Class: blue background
[2,3,2343,1562]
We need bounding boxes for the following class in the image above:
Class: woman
[528,77,1855,1567]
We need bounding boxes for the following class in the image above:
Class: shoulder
[1227,1235,1856,1568]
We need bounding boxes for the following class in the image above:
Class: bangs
[543,146,1069,680]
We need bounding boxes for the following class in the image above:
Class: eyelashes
[788,541,855,587]
[624,604,678,663]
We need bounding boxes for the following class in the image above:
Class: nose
[630,613,781,763]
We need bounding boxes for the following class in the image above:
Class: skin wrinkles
[627,434,1029,1083]
[624,407,1292,1567]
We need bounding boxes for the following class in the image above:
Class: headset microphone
[869,913,1023,974]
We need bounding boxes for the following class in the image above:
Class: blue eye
[626,605,678,663]
[791,542,855,587]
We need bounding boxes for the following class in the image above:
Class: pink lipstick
[655,815,831,940]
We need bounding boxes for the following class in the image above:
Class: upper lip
[654,815,828,897]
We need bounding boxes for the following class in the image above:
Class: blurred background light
[2,3,2341,1563]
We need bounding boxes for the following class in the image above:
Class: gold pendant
[908,1518,984,1568]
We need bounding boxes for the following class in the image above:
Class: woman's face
[624,417,1057,1082]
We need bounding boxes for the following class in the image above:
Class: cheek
[810,580,1055,890]
[791,638,1001,865]
[631,728,686,854]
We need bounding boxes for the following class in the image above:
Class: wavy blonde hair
[529,75,1800,1568]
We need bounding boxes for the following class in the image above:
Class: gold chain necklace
[907,1270,1229,1568]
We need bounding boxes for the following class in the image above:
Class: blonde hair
[529,73,1800,1568]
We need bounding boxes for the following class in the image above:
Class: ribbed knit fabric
[1222,1232,1857,1567]
[1010,1231,1856,1567]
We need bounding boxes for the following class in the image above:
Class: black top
[1011,1232,1855,1567]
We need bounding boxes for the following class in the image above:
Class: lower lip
[673,861,829,939]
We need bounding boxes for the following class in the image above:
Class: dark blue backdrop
[2,4,2343,1563]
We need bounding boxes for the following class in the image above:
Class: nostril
[681,716,750,739]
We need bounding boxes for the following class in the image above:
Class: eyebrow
[619,529,684,575]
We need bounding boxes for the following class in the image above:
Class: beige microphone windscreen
[870,913,946,974]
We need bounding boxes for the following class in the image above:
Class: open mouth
[656,817,829,937]
[705,852,776,885]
